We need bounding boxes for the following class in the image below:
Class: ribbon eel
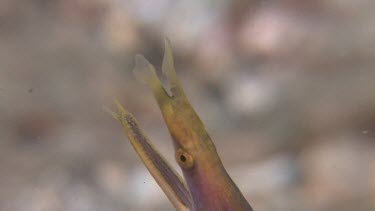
[108,38,254,211]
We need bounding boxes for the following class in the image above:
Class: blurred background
[1,0,374,210]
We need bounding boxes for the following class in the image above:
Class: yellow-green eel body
[109,39,253,211]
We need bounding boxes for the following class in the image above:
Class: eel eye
[176,148,194,170]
